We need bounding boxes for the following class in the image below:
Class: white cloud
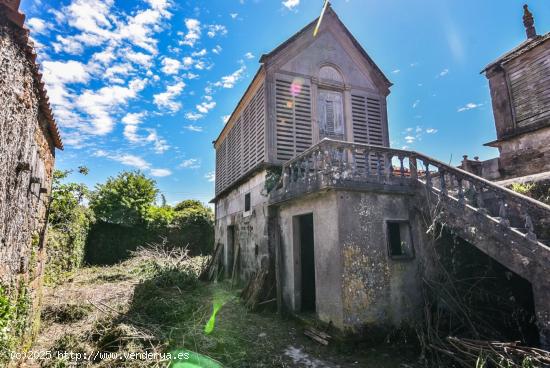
[244,52,254,59]
[196,100,216,114]
[437,68,449,78]
[214,65,246,88]
[185,113,204,121]
[392,69,400,74]
[181,18,201,47]
[230,13,238,19]
[96,151,171,176]
[206,24,227,38]
[205,171,215,182]
[192,48,207,57]
[75,78,147,134]
[150,168,172,177]
[222,115,230,124]
[426,128,438,134]
[180,158,201,169]
[282,0,300,10]
[212,45,222,54]
[404,135,416,144]
[161,57,181,74]
[457,102,483,112]
[412,99,420,109]
[121,112,169,153]
[184,124,204,132]
[153,81,185,112]
[27,18,48,34]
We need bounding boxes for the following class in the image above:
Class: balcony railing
[270,139,550,244]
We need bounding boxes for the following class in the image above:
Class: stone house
[212,4,550,345]
[0,0,62,349]
[462,5,550,181]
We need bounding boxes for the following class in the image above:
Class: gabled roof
[0,0,63,149]
[259,3,392,89]
[481,32,550,73]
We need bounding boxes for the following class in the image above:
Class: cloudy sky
[21,0,549,204]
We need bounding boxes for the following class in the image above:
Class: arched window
[319,65,343,83]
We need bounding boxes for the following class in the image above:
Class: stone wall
[276,189,427,332]
[214,171,270,281]
[0,19,56,354]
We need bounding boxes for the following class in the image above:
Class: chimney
[523,4,537,39]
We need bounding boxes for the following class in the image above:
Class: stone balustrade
[270,138,550,244]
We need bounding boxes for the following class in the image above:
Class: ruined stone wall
[215,171,270,281]
[0,19,56,353]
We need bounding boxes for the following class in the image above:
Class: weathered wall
[276,189,426,332]
[337,191,423,331]
[215,171,270,281]
[497,126,550,178]
[0,20,55,353]
[277,191,343,327]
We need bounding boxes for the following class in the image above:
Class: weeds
[42,303,93,324]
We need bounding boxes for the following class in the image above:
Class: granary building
[212,4,550,345]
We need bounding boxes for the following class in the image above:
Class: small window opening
[387,221,414,259]
[244,193,251,212]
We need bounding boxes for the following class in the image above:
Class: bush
[169,201,214,255]
[45,170,94,285]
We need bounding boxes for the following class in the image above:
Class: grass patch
[42,303,93,324]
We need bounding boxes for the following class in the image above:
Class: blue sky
[21,0,549,205]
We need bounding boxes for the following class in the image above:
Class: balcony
[269,138,550,245]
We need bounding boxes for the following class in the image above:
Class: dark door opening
[299,214,316,312]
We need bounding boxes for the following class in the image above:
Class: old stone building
[0,0,62,352]
[213,4,550,345]
[463,5,550,181]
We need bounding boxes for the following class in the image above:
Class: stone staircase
[270,138,550,345]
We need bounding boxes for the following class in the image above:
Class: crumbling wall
[214,171,270,281]
[0,20,55,356]
[337,191,424,332]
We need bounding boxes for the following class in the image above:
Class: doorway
[298,214,316,312]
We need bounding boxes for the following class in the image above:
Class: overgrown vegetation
[45,168,95,285]
[418,225,546,367]
[510,181,550,205]
[31,244,414,368]
[84,171,214,265]
[0,281,34,364]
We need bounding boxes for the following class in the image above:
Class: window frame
[385,220,415,260]
[244,192,251,213]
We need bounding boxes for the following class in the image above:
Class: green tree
[90,171,158,226]
[171,200,214,254]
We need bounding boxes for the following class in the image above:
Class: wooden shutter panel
[352,92,386,172]
[366,96,384,146]
[275,76,312,162]
[508,49,550,128]
[215,83,266,196]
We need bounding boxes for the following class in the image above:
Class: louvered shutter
[318,90,344,139]
[352,92,386,172]
[215,83,266,196]
[275,76,312,162]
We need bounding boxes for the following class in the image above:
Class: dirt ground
[20,256,420,368]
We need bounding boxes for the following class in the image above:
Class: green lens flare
[169,349,223,368]
[204,291,232,334]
